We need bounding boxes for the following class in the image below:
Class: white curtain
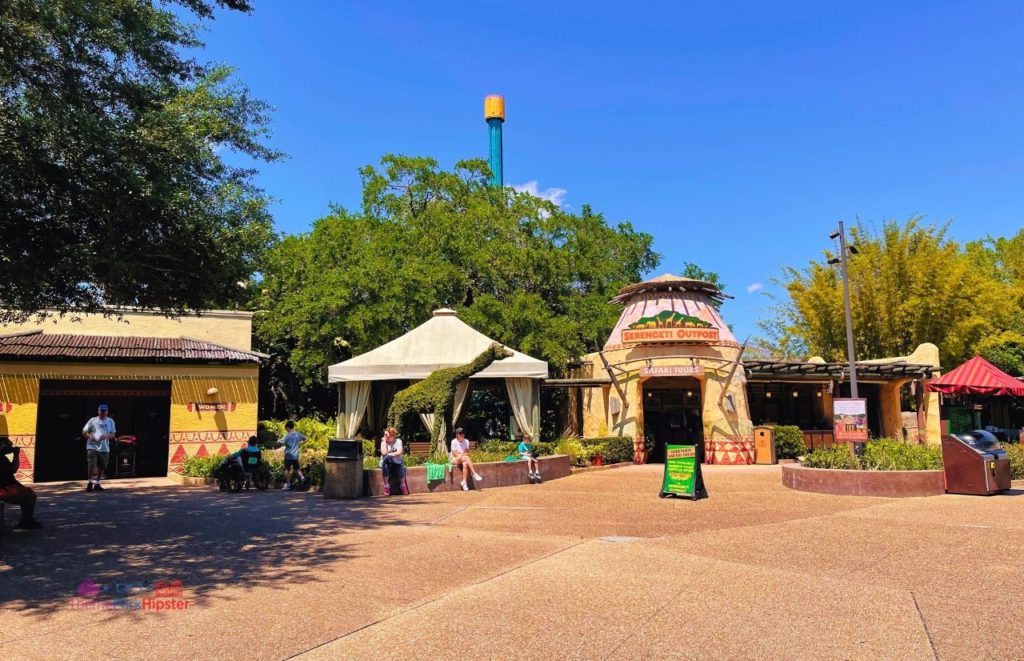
[344,381,372,438]
[505,377,536,437]
[452,380,470,427]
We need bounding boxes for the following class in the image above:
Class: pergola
[327,309,548,443]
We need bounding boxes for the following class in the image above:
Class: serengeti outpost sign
[622,310,720,345]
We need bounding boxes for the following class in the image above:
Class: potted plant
[589,444,606,467]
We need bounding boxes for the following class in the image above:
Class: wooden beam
[598,350,629,413]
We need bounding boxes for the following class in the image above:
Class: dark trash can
[115,435,137,477]
[942,430,1011,495]
[323,439,364,499]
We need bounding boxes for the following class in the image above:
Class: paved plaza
[1,465,1022,660]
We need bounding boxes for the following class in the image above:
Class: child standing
[518,433,541,481]
[277,421,307,490]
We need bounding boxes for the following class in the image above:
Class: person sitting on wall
[379,427,407,496]
[450,428,483,491]
[518,433,541,482]
[0,436,42,530]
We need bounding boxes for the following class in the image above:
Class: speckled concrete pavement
[2,466,1021,660]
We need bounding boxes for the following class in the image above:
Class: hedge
[771,425,807,459]
[800,438,941,471]
[1004,443,1024,480]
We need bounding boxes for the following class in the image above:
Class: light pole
[828,221,859,398]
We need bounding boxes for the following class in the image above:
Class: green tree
[254,155,659,417]
[759,217,1016,367]
[0,0,279,322]
[679,261,726,310]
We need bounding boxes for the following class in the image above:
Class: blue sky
[196,0,1023,340]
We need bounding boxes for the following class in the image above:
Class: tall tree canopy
[759,217,1024,371]
[0,0,278,321]
[255,155,659,416]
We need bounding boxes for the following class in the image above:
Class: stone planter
[782,463,945,498]
[364,454,572,497]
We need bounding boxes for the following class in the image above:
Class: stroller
[214,447,271,493]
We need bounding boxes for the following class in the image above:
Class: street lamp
[829,221,858,399]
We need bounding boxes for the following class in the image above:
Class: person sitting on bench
[0,436,42,530]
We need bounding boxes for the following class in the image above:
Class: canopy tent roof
[925,355,1024,396]
[327,309,548,382]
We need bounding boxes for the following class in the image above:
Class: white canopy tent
[328,309,548,445]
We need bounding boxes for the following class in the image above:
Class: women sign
[833,398,868,442]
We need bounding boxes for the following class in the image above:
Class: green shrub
[555,435,589,467]
[801,438,943,471]
[258,417,336,451]
[1004,442,1024,480]
[772,425,806,459]
[861,438,942,471]
[800,444,861,469]
[181,455,225,478]
[593,436,634,463]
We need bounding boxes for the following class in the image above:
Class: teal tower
[484,94,505,187]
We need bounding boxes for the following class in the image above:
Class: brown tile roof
[0,330,265,364]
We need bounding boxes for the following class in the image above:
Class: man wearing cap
[82,404,116,492]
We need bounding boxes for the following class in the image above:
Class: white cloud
[511,180,568,207]
[746,282,764,294]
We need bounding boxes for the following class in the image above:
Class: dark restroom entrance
[642,377,703,463]
[34,380,172,482]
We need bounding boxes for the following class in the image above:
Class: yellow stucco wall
[1,309,253,351]
[0,362,258,481]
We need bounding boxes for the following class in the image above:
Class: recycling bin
[323,438,364,499]
[941,430,1011,495]
[753,426,777,464]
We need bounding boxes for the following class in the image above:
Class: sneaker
[15,519,43,530]
[86,482,94,492]
[400,483,409,495]
[382,483,391,496]
[461,481,469,491]
[93,483,105,491]
[473,473,483,481]
[282,483,291,491]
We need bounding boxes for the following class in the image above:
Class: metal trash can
[323,438,364,499]
[942,429,1011,495]
[753,426,777,464]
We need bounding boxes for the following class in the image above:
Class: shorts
[87,449,109,473]
[284,457,300,470]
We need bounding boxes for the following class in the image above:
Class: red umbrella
[926,355,1024,396]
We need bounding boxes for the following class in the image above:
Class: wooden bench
[407,440,477,456]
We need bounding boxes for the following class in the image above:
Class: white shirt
[83,416,116,452]
[380,437,403,457]
[450,437,469,460]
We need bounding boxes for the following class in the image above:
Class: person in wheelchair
[217,436,269,491]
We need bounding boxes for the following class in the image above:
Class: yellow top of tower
[484,94,505,121]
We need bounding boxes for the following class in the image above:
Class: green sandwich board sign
[660,444,708,500]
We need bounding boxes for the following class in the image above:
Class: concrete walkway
[1,465,1022,660]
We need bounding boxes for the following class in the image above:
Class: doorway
[642,377,703,463]
[34,380,171,482]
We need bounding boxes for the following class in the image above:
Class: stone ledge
[364,454,572,496]
[782,463,945,497]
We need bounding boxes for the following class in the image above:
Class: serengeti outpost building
[565,275,941,465]
[0,310,263,482]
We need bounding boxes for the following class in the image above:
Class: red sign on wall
[186,402,237,413]
[0,402,13,414]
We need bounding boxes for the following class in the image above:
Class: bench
[407,440,477,456]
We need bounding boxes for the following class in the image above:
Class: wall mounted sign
[833,398,868,442]
[186,402,237,413]
[0,402,12,414]
[639,365,706,378]
[659,444,708,500]
[623,311,719,345]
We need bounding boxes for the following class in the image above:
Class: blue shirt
[278,431,306,460]
[518,441,533,456]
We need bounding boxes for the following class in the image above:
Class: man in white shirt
[450,427,483,491]
[82,404,116,492]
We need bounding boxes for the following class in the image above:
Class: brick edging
[782,463,945,497]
